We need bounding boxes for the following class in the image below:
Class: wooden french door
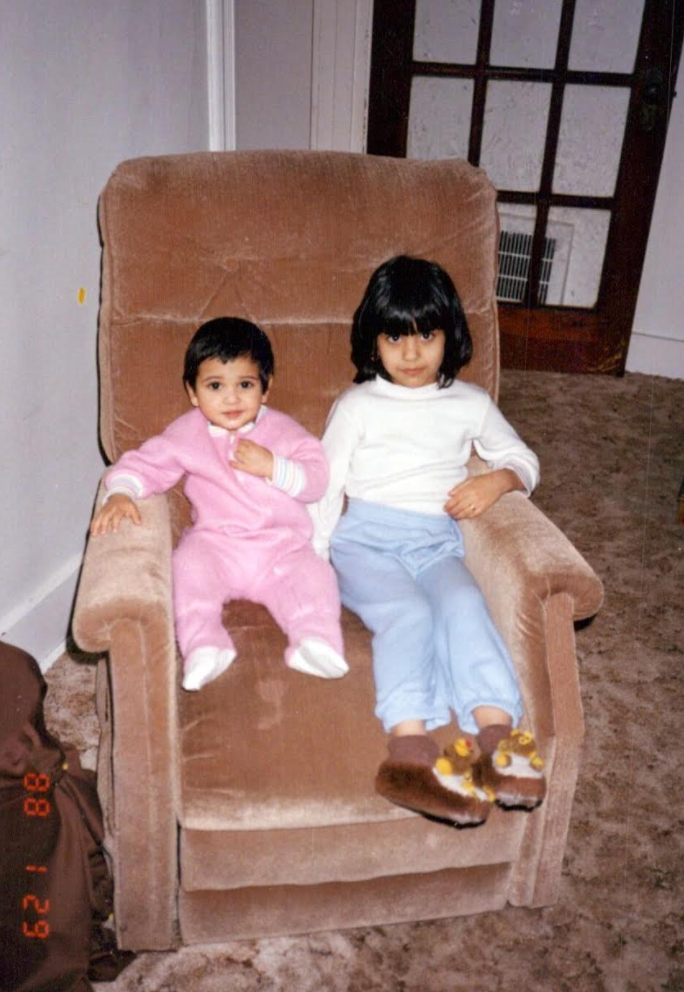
[367,0,684,373]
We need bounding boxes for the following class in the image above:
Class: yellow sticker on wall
[78,287,86,305]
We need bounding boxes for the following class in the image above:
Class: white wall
[627,55,684,378]
[234,0,314,149]
[0,0,209,667]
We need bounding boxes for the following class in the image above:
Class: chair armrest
[73,484,174,650]
[461,490,604,624]
[72,483,179,950]
[460,489,603,745]
[461,492,603,909]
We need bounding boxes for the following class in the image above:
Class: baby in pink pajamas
[90,316,348,691]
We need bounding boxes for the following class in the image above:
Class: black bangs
[381,305,449,339]
[350,255,472,387]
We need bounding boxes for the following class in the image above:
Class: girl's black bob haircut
[183,317,274,390]
[351,255,472,388]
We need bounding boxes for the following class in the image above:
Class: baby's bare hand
[229,438,274,479]
[90,494,142,536]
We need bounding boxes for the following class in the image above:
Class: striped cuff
[270,456,306,498]
[102,473,144,505]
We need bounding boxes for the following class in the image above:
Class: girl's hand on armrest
[90,493,142,536]
[444,469,524,520]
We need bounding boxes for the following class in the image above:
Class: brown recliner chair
[72,151,603,952]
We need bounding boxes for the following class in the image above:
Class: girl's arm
[309,400,361,558]
[445,398,539,520]
[444,467,525,520]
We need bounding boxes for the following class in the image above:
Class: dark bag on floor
[0,641,133,992]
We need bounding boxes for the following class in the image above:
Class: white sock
[287,638,349,679]
[182,646,236,691]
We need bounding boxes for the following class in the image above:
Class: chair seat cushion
[178,604,404,832]
[177,601,528,892]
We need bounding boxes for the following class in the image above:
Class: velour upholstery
[72,151,603,951]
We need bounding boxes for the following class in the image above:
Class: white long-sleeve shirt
[310,376,539,557]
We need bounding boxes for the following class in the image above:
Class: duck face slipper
[474,729,546,810]
[376,735,492,827]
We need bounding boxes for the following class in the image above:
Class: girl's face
[376,329,445,388]
[186,355,270,431]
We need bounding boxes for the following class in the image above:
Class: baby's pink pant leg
[173,530,343,666]
[251,545,344,660]
[172,533,236,662]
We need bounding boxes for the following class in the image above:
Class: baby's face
[186,355,269,432]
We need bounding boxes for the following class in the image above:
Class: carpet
[43,369,684,992]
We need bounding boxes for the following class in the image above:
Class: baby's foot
[375,735,491,827]
[287,638,349,679]
[475,729,546,810]
[182,646,236,691]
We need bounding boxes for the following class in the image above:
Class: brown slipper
[375,735,491,826]
[475,729,546,810]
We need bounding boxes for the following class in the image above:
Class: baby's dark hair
[183,317,274,390]
[351,255,472,388]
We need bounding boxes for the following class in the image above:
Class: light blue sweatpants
[331,499,523,734]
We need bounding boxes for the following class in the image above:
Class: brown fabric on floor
[0,642,133,991]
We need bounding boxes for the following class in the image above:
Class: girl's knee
[371,594,433,637]
[437,583,487,624]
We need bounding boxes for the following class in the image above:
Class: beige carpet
[44,369,684,992]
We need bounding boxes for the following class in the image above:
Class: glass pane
[545,207,611,307]
[480,82,552,192]
[553,85,629,196]
[407,77,473,160]
[569,0,644,73]
[496,206,537,304]
[490,0,562,69]
[413,0,480,64]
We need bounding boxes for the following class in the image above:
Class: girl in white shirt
[311,255,546,826]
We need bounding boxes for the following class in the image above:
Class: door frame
[206,0,374,154]
[206,0,237,151]
[310,0,375,152]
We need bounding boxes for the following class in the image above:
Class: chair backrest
[97,151,501,462]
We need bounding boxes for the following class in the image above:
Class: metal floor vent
[496,230,556,304]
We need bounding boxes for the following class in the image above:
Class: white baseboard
[0,554,83,672]
[626,332,684,379]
